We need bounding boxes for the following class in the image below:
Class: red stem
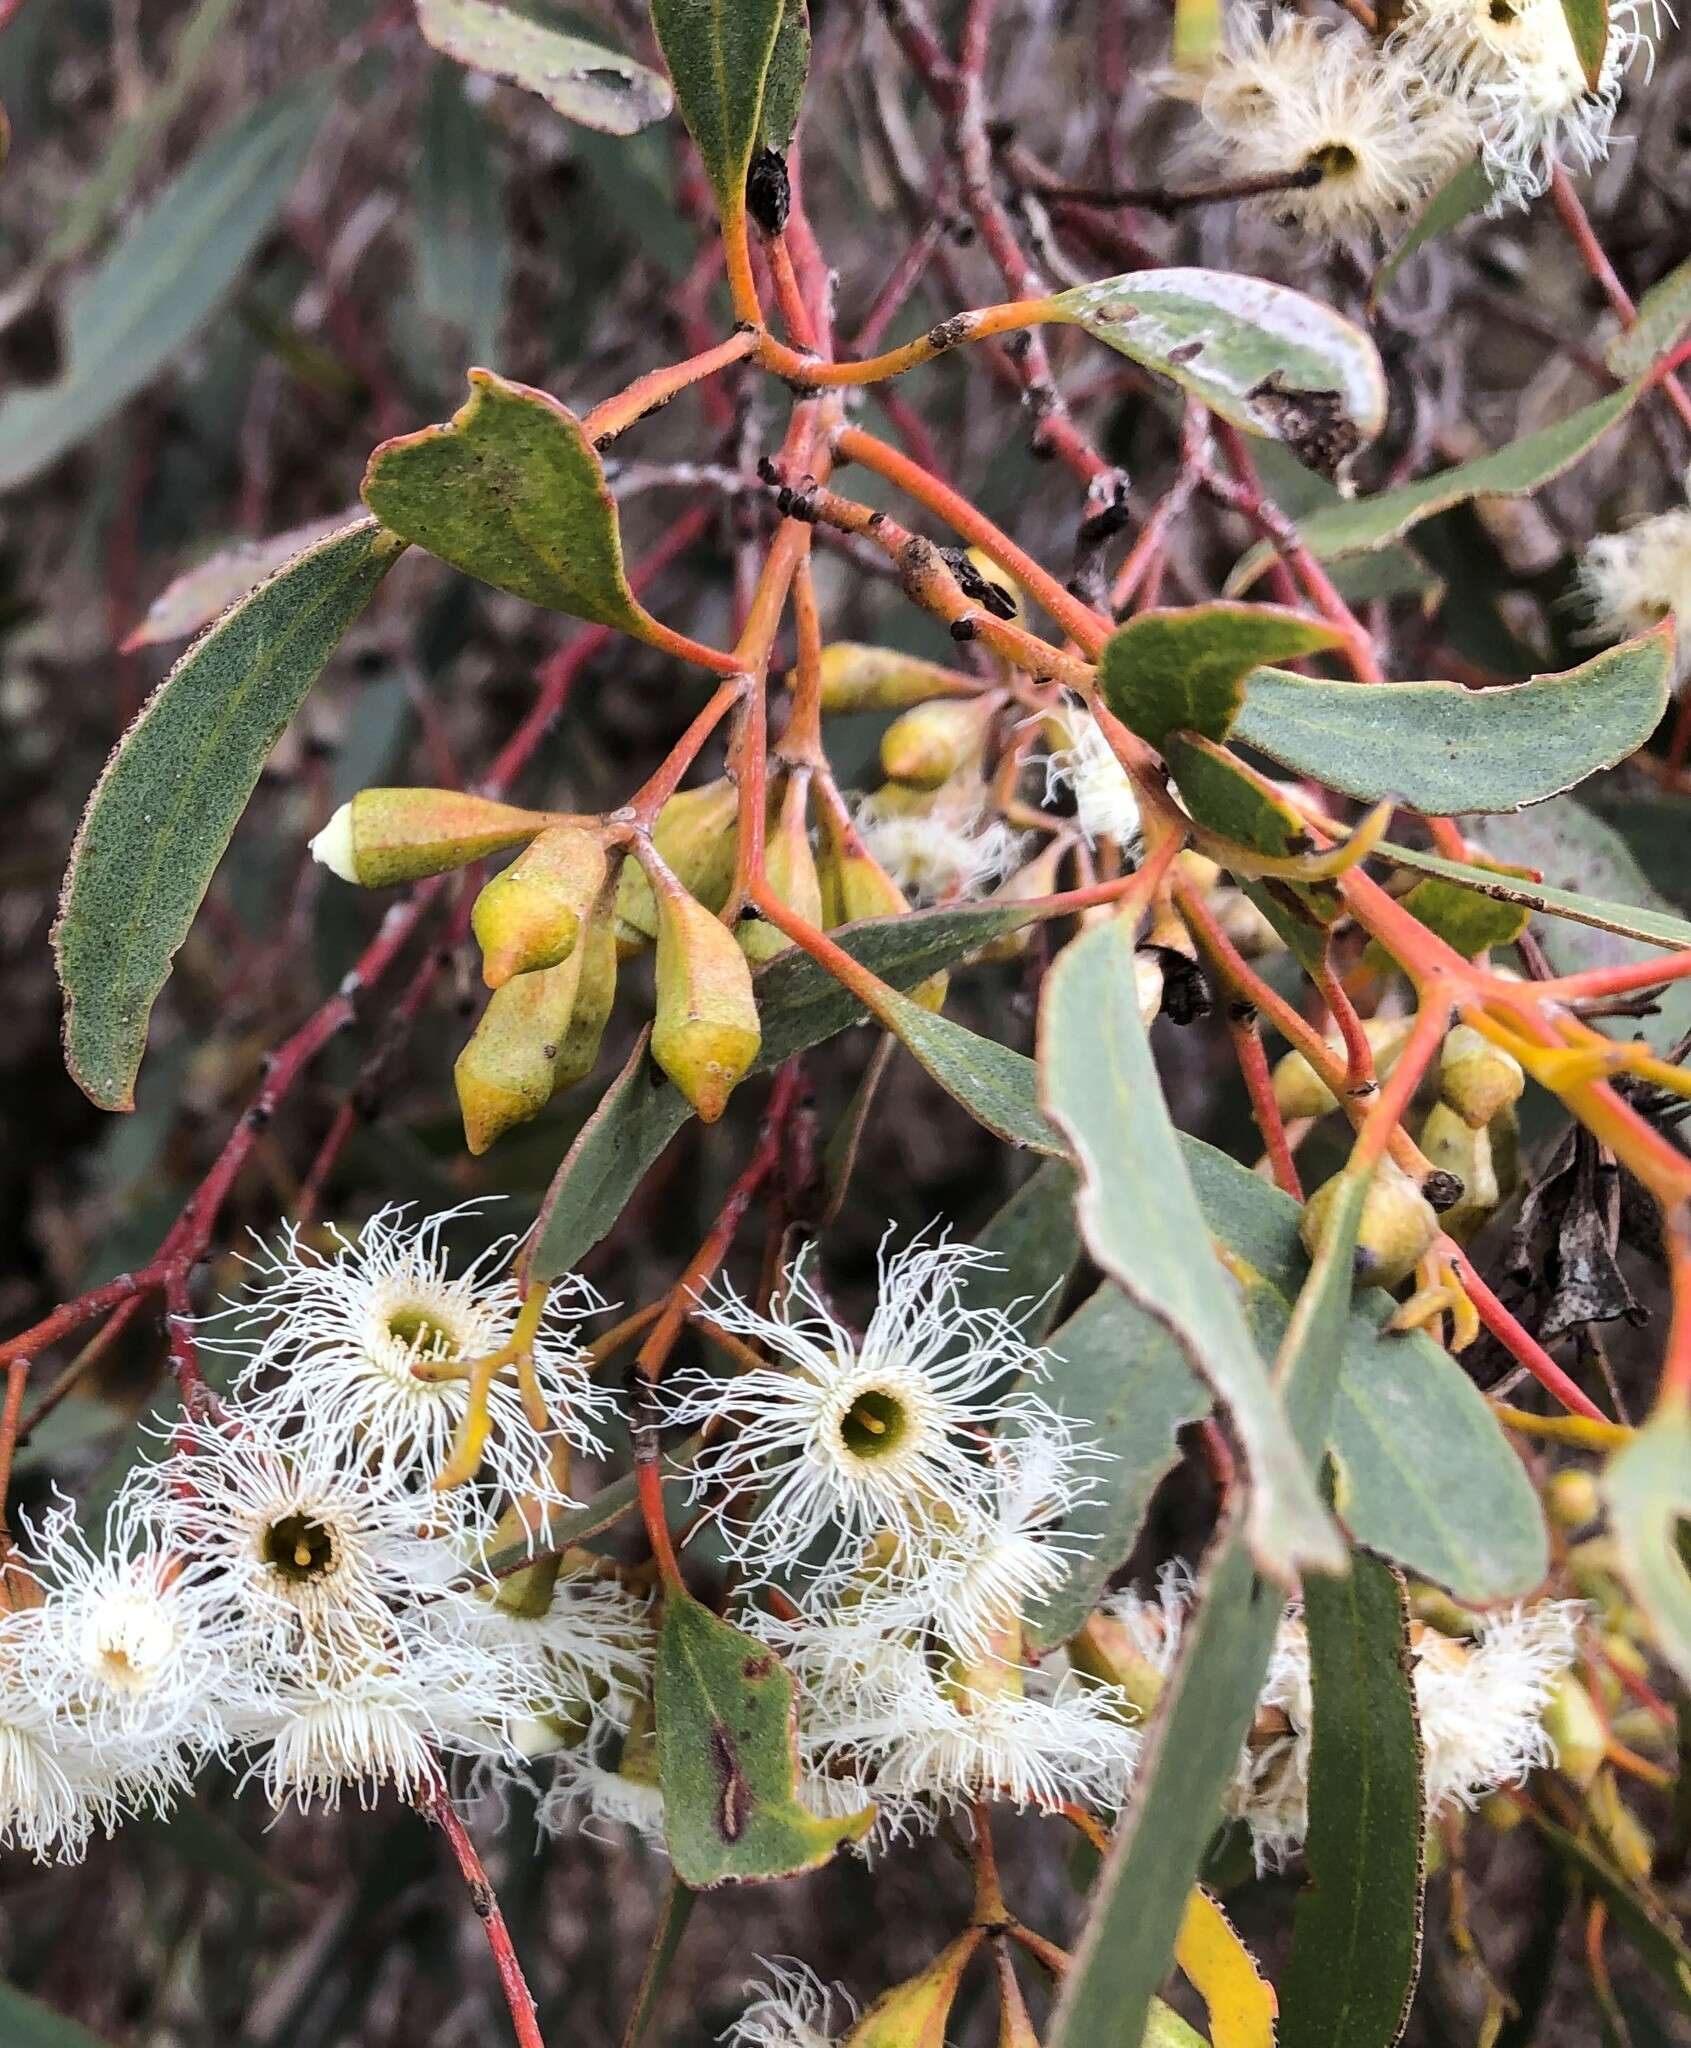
[1448,1247,1608,1422]
[423,1772,546,2048]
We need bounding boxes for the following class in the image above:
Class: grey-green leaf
[1604,1403,1691,1690]
[0,81,328,492]
[415,0,673,135]
[1373,834,1691,955]
[649,0,786,216]
[1607,257,1691,381]
[1051,267,1387,474]
[54,520,402,1110]
[0,1983,115,2048]
[879,990,1060,1151]
[1231,629,1673,816]
[1049,1526,1285,2048]
[1038,919,1343,1581]
[1370,156,1495,309]
[1278,1557,1425,2048]
[1025,1285,1210,1651]
[1229,383,1642,579]
[123,509,364,650]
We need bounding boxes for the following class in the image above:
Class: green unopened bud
[454,945,588,1155]
[879,695,999,789]
[975,838,1064,961]
[844,1932,978,2048]
[472,824,608,989]
[1546,1468,1601,1533]
[1300,1158,1437,1290]
[1271,1016,1416,1122]
[648,860,761,1122]
[311,788,551,887]
[551,908,619,1091]
[614,778,740,947]
[1543,1673,1606,1789]
[1438,1023,1525,1129]
[812,641,977,713]
[739,774,825,965]
[823,837,947,1011]
[1070,1615,1166,1722]
[1418,1101,1498,1242]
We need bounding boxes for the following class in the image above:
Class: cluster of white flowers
[1578,474,1691,687]
[723,1958,854,2048]
[1105,1569,1583,1869]
[0,1205,654,1862]
[854,787,1023,906]
[667,1232,1141,1847]
[1179,0,1661,232]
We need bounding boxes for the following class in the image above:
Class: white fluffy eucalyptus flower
[723,1958,854,2048]
[853,788,1022,905]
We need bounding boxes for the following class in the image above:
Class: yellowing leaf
[1176,1889,1277,2048]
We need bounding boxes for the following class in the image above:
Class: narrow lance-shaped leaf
[54,520,403,1111]
[759,0,810,151]
[1229,383,1642,577]
[1278,1557,1425,2048]
[1607,255,1691,380]
[1370,157,1496,310]
[650,0,786,217]
[0,82,329,491]
[1039,918,1343,1582]
[1558,0,1609,90]
[1050,267,1387,477]
[1603,1401,1691,1690]
[123,508,364,650]
[415,0,673,135]
[654,1588,873,1885]
[1231,628,1673,817]
[1373,835,1691,955]
[362,371,656,635]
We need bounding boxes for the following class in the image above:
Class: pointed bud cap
[472,824,608,988]
[647,861,762,1122]
[812,641,979,714]
[313,788,551,887]
[454,949,586,1154]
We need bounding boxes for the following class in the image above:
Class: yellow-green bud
[1546,1468,1601,1533]
[311,788,550,887]
[1271,1016,1416,1122]
[1069,1615,1165,1722]
[879,695,999,789]
[823,837,947,1012]
[811,641,977,714]
[551,908,619,1091]
[975,838,1064,961]
[1438,1023,1525,1129]
[648,861,761,1123]
[738,774,825,965]
[1418,1101,1498,1242]
[454,943,587,1155]
[1299,1158,1437,1291]
[844,1933,978,2048]
[472,824,608,989]
[1543,1673,1606,1789]
[614,778,740,948]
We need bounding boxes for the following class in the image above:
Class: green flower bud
[472,823,608,989]
[648,859,761,1123]
[311,788,551,887]
[1438,1023,1525,1129]
[1542,1673,1606,1789]
[812,641,977,714]
[1299,1158,1437,1291]
[1418,1101,1499,1242]
[1546,1469,1601,1533]
[738,773,825,965]
[614,778,741,948]
[454,943,588,1156]
[1271,1016,1416,1122]
[879,695,999,790]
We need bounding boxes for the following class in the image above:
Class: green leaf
[1360,870,1530,971]
[1049,1526,1285,2048]
[1558,0,1609,90]
[1372,834,1691,955]
[1230,630,1673,816]
[1608,257,1691,380]
[1604,1402,1691,1690]
[649,0,786,217]
[1096,602,1343,752]
[1038,918,1343,1581]
[361,370,651,633]
[1228,383,1642,578]
[526,900,1038,1281]
[654,1588,872,1885]
[758,0,810,151]
[54,519,401,1111]
[878,989,1059,1151]
[123,508,363,649]
[415,63,509,370]
[1370,156,1495,309]
[415,0,673,135]
[967,1157,1081,1345]
[1475,801,1691,1052]
[620,1876,696,2046]
[1163,735,1340,937]
[1278,1557,1425,2048]
[1025,1284,1211,1651]
[1273,1167,1366,1455]
[1525,1810,1691,2012]
[1050,267,1387,474]
[0,81,328,490]
[1329,1305,1549,1602]
[0,1984,114,2048]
